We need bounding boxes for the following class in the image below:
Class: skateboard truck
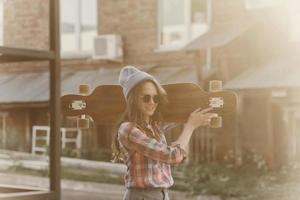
[77,84,90,129]
[209,80,223,128]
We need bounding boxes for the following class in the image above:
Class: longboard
[61,83,237,126]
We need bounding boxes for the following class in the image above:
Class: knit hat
[119,65,156,99]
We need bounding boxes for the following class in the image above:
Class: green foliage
[4,147,300,200]
[61,146,111,161]
[175,162,267,198]
[61,167,123,185]
[2,127,24,151]
[172,149,279,199]
[80,148,111,161]
[6,165,49,177]
[61,146,78,158]
[3,165,123,186]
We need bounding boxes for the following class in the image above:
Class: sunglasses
[140,94,160,103]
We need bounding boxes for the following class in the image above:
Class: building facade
[1,0,299,167]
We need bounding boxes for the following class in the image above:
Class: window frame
[288,0,300,42]
[0,0,5,45]
[244,0,276,9]
[60,0,98,58]
[157,0,210,51]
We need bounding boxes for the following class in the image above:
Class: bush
[172,149,276,199]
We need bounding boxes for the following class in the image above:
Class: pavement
[0,149,127,199]
[0,149,126,174]
[0,150,222,200]
[0,172,198,200]
[0,172,125,200]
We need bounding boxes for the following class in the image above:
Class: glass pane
[160,0,186,46]
[61,33,77,52]
[0,1,3,45]
[191,0,208,39]
[61,0,77,52]
[191,0,207,24]
[81,30,97,51]
[244,0,275,9]
[289,0,300,41]
[80,0,97,51]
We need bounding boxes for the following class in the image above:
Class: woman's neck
[144,116,151,125]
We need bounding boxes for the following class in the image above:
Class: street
[62,189,122,200]
[0,172,195,200]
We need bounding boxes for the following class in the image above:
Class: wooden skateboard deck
[61,83,237,125]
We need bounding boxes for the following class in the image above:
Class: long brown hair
[111,79,168,162]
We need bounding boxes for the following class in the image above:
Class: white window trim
[61,51,93,59]
[288,0,300,42]
[204,0,213,72]
[244,0,278,9]
[60,0,98,59]
[0,0,5,46]
[157,0,210,51]
[207,0,212,28]
[184,0,192,43]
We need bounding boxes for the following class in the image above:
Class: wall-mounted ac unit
[93,34,123,62]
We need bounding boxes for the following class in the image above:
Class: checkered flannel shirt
[118,122,187,189]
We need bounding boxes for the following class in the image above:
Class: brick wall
[98,0,199,69]
[2,0,201,73]
[4,0,49,50]
[0,0,205,156]
[2,0,293,165]
[213,0,246,24]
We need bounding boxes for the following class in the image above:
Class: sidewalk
[0,150,221,200]
[0,149,126,174]
[0,150,126,199]
[0,172,125,199]
[0,172,199,200]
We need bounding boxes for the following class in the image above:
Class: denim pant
[123,188,169,200]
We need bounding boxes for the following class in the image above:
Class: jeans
[122,188,169,200]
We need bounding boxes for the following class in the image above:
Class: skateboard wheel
[209,80,222,92]
[210,116,222,128]
[79,84,90,95]
[77,118,89,129]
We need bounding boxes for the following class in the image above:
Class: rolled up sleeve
[118,122,187,164]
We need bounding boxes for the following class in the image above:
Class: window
[244,0,276,9]
[289,0,300,42]
[60,0,97,57]
[158,0,210,49]
[0,0,4,45]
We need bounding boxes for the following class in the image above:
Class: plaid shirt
[118,122,187,189]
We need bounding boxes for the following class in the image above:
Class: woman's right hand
[186,107,215,130]
[174,107,215,152]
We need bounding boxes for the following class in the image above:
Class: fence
[31,125,82,156]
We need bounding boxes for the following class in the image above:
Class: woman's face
[137,81,159,121]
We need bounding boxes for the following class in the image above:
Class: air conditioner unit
[93,34,123,62]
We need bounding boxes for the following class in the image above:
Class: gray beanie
[119,65,156,99]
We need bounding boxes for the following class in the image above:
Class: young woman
[112,66,214,200]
